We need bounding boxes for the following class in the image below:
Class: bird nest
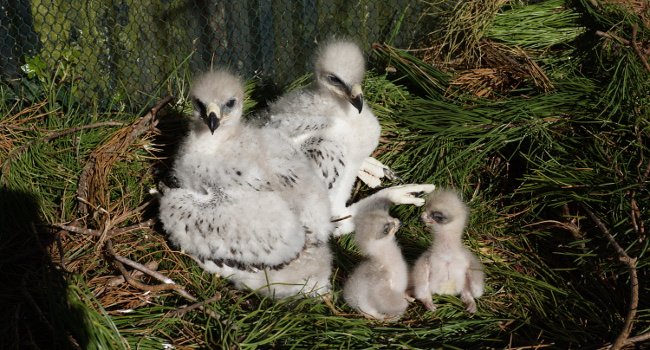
[446,40,553,98]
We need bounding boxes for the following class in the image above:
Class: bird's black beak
[207,111,219,134]
[205,103,222,134]
[348,84,363,113]
[350,94,363,113]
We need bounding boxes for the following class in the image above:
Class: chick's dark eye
[225,98,236,108]
[193,98,206,116]
[327,74,343,86]
[431,211,446,223]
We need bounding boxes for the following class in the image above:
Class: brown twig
[582,206,639,350]
[105,240,197,302]
[625,331,650,345]
[106,240,223,319]
[49,223,101,236]
[630,197,645,240]
[108,219,156,236]
[596,26,650,74]
[76,95,173,216]
[111,250,175,285]
[170,293,223,318]
[49,218,155,238]
[631,24,650,73]
[596,30,631,45]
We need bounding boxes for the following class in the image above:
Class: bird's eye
[193,98,207,116]
[382,223,391,235]
[327,74,343,86]
[431,211,447,224]
[225,98,236,109]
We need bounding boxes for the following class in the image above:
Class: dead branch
[49,218,155,238]
[596,26,650,74]
[170,293,222,318]
[631,24,650,73]
[630,197,645,240]
[582,206,639,350]
[111,251,174,285]
[107,261,159,287]
[596,30,631,45]
[625,331,650,345]
[76,95,173,217]
[105,240,197,302]
[108,219,156,237]
[49,223,101,236]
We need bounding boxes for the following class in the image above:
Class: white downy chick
[410,189,485,313]
[343,198,410,321]
[265,40,396,234]
[158,69,333,299]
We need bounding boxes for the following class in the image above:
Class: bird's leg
[332,215,355,236]
[331,206,354,236]
[461,273,478,313]
[420,296,437,312]
[357,157,401,188]
[357,169,382,188]
[404,293,415,303]
[381,184,437,206]
[321,293,343,315]
[364,157,402,182]
[336,184,436,236]
[460,288,477,313]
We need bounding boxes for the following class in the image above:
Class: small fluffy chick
[343,199,410,321]
[410,189,485,313]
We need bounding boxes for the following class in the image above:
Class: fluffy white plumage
[264,40,394,234]
[410,189,485,313]
[158,70,333,298]
[343,197,410,321]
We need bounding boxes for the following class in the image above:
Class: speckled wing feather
[160,128,322,272]
[300,136,346,190]
[159,185,307,272]
[265,112,333,139]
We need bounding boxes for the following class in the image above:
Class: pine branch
[1,121,124,183]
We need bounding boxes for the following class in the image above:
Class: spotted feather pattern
[301,137,346,190]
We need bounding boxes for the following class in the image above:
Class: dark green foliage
[1,0,649,348]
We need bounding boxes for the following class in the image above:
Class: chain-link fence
[1,0,426,107]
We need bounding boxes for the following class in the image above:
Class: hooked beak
[206,103,220,134]
[348,84,363,113]
[388,220,401,236]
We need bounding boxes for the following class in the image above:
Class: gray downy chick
[264,39,397,235]
[410,189,485,313]
[158,69,333,299]
[343,198,410,321]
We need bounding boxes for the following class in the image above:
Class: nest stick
[631,24,650,73]
[105,240,197,302]
[77,95,173,216]
[171,293,223,317]
[111,250,175,285]
[582,206,639,350]
[49,219,155,238]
